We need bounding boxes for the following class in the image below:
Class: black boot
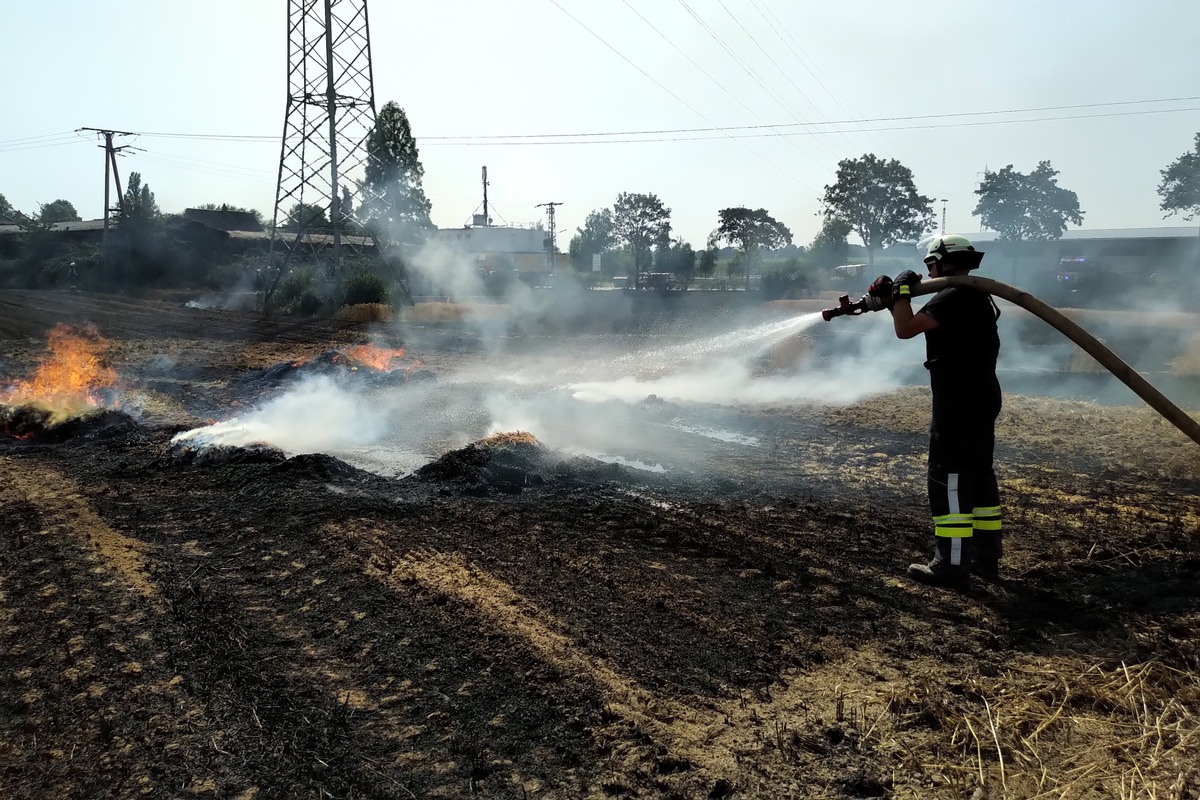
[907,536,971,589]
[971,530,1003,579]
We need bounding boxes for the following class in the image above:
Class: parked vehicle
[1054,257,1113,307]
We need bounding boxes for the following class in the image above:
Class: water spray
[823,275,1200,447]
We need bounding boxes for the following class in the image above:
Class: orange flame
[337,344,407,371]
[1,324,118,421]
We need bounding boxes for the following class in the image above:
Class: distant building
[892,226,1200,288]
[434,224,553,273]
[0,218,107,246]
[182,207,265,232]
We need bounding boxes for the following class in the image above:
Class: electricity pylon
[536,201,563,272]
[269,0,379,279]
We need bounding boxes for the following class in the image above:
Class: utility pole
[536,201,563,272]
[482,166,489,226]
[80,127,133,247]
[977,164,989,231]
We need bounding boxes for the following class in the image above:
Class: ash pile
[414,432,631,495]
[0,405,139,444]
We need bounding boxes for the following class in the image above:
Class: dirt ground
[2,290,1199,799]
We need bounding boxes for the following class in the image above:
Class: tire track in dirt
[1,456,156,599]
[0,457,217,797]
[99,495,610,797]
[332,521,747,786]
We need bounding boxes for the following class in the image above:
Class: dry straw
[1170,335,1200,377]
[403,301,510,324]
[332,303,392,323]
[935,660,1199,798]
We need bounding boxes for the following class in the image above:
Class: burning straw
[1,323,118,423]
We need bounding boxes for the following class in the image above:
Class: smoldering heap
[235,343,434,393]
[0,405,138,444]
[415,431,639,495]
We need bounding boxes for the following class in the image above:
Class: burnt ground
[2,290,1200,799]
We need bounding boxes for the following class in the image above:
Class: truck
[1053,257,1114,307]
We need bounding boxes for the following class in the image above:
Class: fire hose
[822,275,1200,448]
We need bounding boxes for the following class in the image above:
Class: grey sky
[3,1,1199,248]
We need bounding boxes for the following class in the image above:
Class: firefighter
[867,235,1002,588]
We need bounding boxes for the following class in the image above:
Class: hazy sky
[4,1,1199,247]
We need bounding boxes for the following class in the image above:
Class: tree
[611,192,671,283]
[37,199,81,225]
[713,207,793,289]
[1158,133,1200,272]
[568,208,615,272]
[807,216,852,268]
[0,192,17,223]
[655,237,696,286]
[119,172,159,225]
[973,161,1083,242]
[285,202,328,230]
[696,246,719,279]
[359,101,433,241]
[820,154,934,267]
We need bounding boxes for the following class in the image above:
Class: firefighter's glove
[892,269,922,302]
[865,275,894,312]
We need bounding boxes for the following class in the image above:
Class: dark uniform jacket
[920,286,1001,437]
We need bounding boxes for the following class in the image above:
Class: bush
[341,270,389,306]
[286,290,324,317]
[274,269,313,305]
[273,268,325,316]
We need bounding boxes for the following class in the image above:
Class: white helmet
[925,234,984,270]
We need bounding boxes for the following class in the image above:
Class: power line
[13,95,1191,151]
[620,1,826,172]
[548,0,810,186]
[714,0,858,155]
[423,95,1200,141]
[422,105,1200,146]
[0,131,84,147]
[675,0,837,162]
[746,0,901,161]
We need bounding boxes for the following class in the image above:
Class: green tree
[714,207,793,290]
[119,172,160,225]
[820,154,934,267]
[568,208,615,272]
[611,192,671,284]
[655,237,696,285]
[360,101,433,241]
[285,202,329,230]
[1158,133,1200,220]
[1158,132,1200,271]
[807,216,852,268]
[696,246,719,279]
[0,192,18,223]
[973,161,1083,283]
[38,199,81,224]
[973,161,1084,241]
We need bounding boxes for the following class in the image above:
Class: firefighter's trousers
[927,370,1002,567]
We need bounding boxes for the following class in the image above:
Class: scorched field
[1,289,1199,800]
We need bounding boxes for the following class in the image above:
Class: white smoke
[172,374,387,453]
[408,237,487,300]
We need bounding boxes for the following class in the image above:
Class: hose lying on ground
[911,275,1200,448]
